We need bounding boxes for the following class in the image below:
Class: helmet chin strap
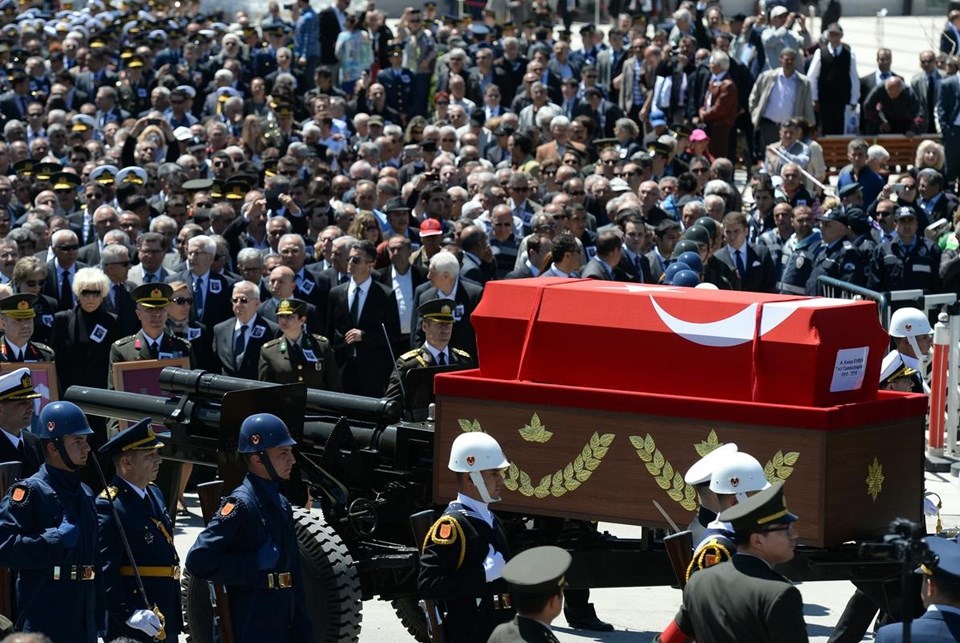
[258,451,283,483]
[54,439,81,471]
[469,471,499,504]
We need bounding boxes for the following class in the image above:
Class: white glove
[483,545,506,582]
[126,609,162,637]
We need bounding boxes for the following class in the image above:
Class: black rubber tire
[183,569,215,643]
[390,596,430,643]
[294,508,363,642]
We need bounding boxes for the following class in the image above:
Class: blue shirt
[295,6,319,59]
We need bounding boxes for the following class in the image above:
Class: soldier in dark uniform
[385,298,474,417]
[804,208,865,296]
[0,367,45,478]
[779,235,822,296]
[847,207,877,286]
[250,25,286,80]
[258,298,341,390]
[0,401,104,642]
[869,207,942,295]
[185,413,313,643]
[107,283,194,391]
[0,293,55,364]
[96,418,181,642]
[418,431,514,643]
[377,44,415,122]
[656,482,806,643]
[488,546,572,643]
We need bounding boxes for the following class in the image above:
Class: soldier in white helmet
[686,451,771,580]
[886,307,932,393]
[418,431,514,642]
[683,442,738,544]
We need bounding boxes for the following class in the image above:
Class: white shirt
[456,492,494,528]
[120,475,147,500]
[391,267,414,334]
[726,243,747,271]
[0,428,21,450]
[806,46,859,103]
[423,341,449,365]
[762,70,799,124]
[349,278,371,320]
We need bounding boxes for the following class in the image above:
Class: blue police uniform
[868,237,942,294]
[804,238,865,295]
[377,65,415,118]
[185,473,312,643]
[779,236,821,295]
[0,464,103,641]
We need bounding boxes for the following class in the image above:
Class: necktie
[928,74,936,114]
[149,341,159,359]
[59,270,72,311]
[339,273,348,285]
[634,256,644,280]
[234,325,247,361]
[113,283,122,310]
[437,351,446,365]
[735,248,746,276]
[349,287,360,326]
[193,277,204,315]
[144,271,154,283]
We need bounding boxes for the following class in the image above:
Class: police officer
[0,293,55,363]
[868,207,942,294]
[107,283,194,390]
[804,208,865,295]
[488,546,572,643]
[0,401,103,642]
[386,298,474,416]
[418,431,514,643]
[258,298,341,390]
[97,418,181,642]
[377,43,415,120]
[185,413,313,643]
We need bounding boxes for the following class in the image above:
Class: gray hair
[189,234,217,256]
[429,250,460,278]
[100,243,130,267]
[73,266,110,297]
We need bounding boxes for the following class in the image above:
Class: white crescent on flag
[649,298,797,347]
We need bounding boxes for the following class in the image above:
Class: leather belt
[445,593,512,612]
[120,565,181,580]
[266,572,293,589]
[53,565,96,581]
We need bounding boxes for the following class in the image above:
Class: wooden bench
[818,134,943,176]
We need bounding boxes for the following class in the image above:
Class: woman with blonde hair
[349,210,384,246]
[240,114,266,167]
[915,139,946,172]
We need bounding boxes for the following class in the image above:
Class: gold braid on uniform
[422,516,467,570]
[685,538,733,584]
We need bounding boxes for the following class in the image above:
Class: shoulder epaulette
[423,515,468,570]
[685,537,734,583]
[114,335,136,346]
[262,337,282,349]
[451,348,471,358]
[98,485,119,500]
[400,349,420,360]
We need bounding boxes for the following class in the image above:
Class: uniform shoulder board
[9,483,30,505]
[451,348,471,358]
[312,334,330,345]
[262,337,282,349]
[35,342,54,355]
[217,496,243,519]
[400,349,420,360]
[841,241,853,249]
[685,537,734,583]
[98,485,119,500]
[114,335,136,346]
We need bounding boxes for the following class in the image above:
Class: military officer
[377,44,415,121]
[0,401,104,642]
[258,298,341,391]
[97,418,181,642]
[107,283,194,390]
[804,208,865,295]
[868,207,942,295]
[418,431,514,643]
[385,298,474,417]
[0,293,55,363]
[656,482,807,643]
[185,413,313,643]
[0,367,45,478]
[488,546,572,643]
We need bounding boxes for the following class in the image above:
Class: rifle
[409,510,445,643]
[197,481,235,643]
[663,531,695,589]
[0,461,20,632]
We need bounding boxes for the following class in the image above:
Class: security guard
[258,298,341,391]
[107,283,194,390]
[0,401,103,642]
[418,431,514,643]
[488,546,572,643]
[657,482,806,643]
[97,418,181,642]
[779,229,822,295]
[868,207,942,294]
[185,413,313,643]
[385,298,474,416]
[0,293,55,363]
[804,208,865,295]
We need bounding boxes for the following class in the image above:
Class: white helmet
[709,452,771,500]
[684,442,738,485]
[889,308,932,338]
[449,432,510,504]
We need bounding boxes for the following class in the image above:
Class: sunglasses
[348,255,367,264]
[22,279,44,287]
[231,296,251,304]
[80,289,102,297]
[55,244,79,251]
[171,297,193,305]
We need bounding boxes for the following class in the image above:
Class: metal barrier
[815,276,890,327]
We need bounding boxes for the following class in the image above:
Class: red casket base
[433,281,927,547]
[471,279,890,408]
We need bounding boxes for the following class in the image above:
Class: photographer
[760,6,812,72]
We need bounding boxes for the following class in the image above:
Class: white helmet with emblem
[709,451,771,501]
[889,307,932,338]
[449,432,509,504]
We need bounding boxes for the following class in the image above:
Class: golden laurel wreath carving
[763,450,800,484]
[866,457,884,502]
[694,429,724,457]
[630,434,699,511]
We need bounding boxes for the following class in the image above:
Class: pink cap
[690,129,709,142]
[419,218,443,237]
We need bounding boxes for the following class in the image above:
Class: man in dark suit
[318,0,349,69]
[166,235,236,329]
[0,70,29,122]
[574,87,622,138]
[875,536,960,642]
[412,251,482,357]
[212,280,279,380]
[0,367,45,478]
[376,235,428,347]
[101,244,139,337]
[656,482,806,643]
[617,216,655,283]
[859,48,897,112]
[939,70,960,186]
[580,230,626,281]
[911,50,943,135]
[128,233,170,286]
[505,235,553,279]
[260,265,323,335]
[715,213,778,293]
[326,240,401,397]
[277,233,330,331]
[42,229,86,312]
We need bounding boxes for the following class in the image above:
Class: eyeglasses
[441,137,455,142]
[691,167,709,174]
[55,244,79,251]
[566,190,586,196]
[602,159,617,165]
[231,296,251,304]
[877,210,896,217]
[494,222,512,227]
[194,201,213,208]
[900,183,916,189]
[22,279,44,287]
[213,160,229,167]
[364,224,379,231]
[85,192,103,199]
[511,186,530,192]
[921,58,937,64]
[348,255,367,264]
[171,297,193,305]
[80,289,102,297]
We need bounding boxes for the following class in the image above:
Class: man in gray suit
[129,233,171,286]
[911,50,943,135]
[748,48,815,149]
[938,70,960,186]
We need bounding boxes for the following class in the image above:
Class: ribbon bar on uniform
[53,565,96,581]
[266,571,293,589]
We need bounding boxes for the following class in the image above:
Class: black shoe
[565,606,614,632]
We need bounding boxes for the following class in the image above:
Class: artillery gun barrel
[158,368,401,424]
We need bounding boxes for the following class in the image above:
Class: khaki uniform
[385,346,474,410]
[257,333,342,391]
